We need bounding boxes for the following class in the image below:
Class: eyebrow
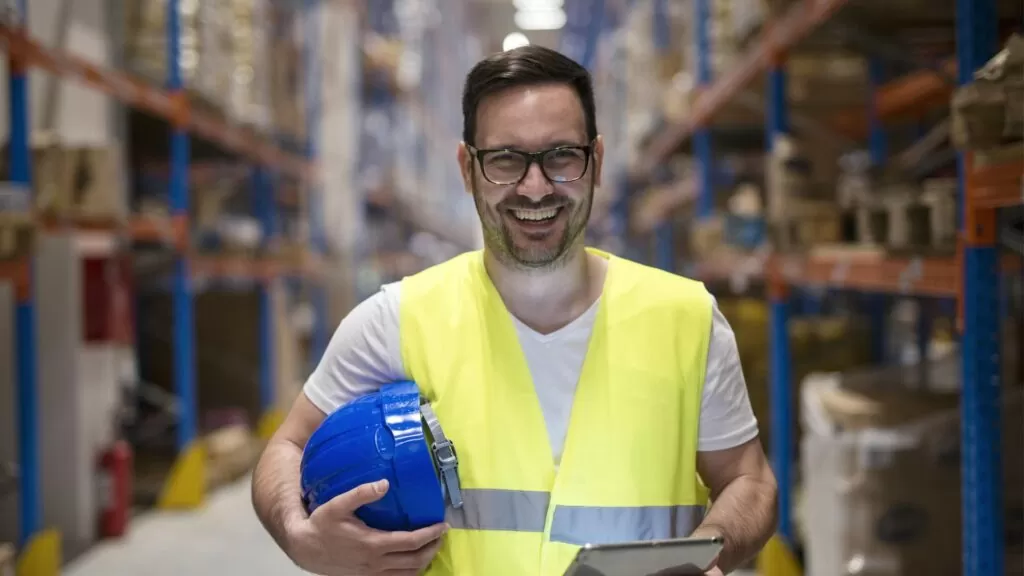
[483,140,587,151]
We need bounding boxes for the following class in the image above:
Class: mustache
[497,195,570,211]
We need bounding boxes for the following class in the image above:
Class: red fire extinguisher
[97,440,133,539]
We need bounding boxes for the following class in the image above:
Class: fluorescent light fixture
[513,0,563,10]
[514,7,566,30]
[502,32,531,51]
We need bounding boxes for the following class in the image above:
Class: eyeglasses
[467,141,594,186]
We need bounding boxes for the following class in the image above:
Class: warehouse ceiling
[467,0,564,54]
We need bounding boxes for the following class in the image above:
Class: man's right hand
[284,479,449,576]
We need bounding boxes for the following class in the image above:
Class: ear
[592,135,605,188]
[457,142,474,194]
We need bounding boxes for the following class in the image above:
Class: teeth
[512,208,558,221]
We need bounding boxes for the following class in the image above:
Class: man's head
[458,45,603,270]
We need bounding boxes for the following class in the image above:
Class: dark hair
[461,45,597,146]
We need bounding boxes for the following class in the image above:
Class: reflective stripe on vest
[446,489,549,532]
[446,489,705,545]
[549,503,706,546]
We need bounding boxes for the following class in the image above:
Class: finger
[379,535,445,571]
[369,522,449,554]
[313,479,390,519]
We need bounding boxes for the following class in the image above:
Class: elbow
[762,467,780,535]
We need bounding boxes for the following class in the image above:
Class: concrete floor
[64,478,758,575]
[65,478,307,576]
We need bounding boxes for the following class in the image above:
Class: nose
[516,162,552,202]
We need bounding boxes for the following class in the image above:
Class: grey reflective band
[420,403,463,509]
[445,489,705,546]
[549,504,706,546]
[446,488,550,532]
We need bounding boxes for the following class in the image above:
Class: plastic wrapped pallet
[799,361,1023,576]
[124,0,207,99]
[226,0,272,130]
[268,7,306,140]
[952,34,1024,150]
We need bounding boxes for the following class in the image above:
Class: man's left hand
[705,568,725,576]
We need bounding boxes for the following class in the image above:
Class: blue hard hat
[299,380,463,532]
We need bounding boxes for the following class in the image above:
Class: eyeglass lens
[481,148,588,184]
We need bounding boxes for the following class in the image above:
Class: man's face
[459,83,603,270]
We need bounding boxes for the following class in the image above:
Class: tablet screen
[563,537,724,576]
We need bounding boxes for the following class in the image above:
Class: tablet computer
[562,536,724,576]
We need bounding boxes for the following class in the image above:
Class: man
[252,45,777,576]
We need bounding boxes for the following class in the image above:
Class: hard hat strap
[420,403,464,510]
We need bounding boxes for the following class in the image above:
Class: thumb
[317,479,390,519]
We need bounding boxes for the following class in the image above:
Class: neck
[483,244,604,334]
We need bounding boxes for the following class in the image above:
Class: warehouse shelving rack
[631,0,1021,574]
[1,0,347,570]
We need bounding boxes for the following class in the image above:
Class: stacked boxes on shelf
[124,0,279,134]
[952,34,1024,155]
[800,362,1023,576]
[1,139,126,223]
[268,4,306,142]
[766,133,842,252]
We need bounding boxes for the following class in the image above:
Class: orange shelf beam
[969,157,1024,210]
[769,251,960,297]
[0,26,314,180]
[642,0,851,170]
[832,59,958,138]
[189,253,325,283]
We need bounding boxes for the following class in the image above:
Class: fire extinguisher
[97,440,133,539]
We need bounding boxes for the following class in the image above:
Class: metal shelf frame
[3,0,340,564]
[622,0,1020,573]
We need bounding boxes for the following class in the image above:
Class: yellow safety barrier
[157,440,206,510]
[756,534,802,576]
[257,408,286,442]
[15,529,61,576]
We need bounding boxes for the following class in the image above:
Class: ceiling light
[514,7,566,31]
[502,32,530,51]
[513,0,564,10]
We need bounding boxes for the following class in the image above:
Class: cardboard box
[801,368,1023,576]
[33,144,124,220]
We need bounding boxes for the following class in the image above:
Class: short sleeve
[302,283,408,414]
[697,295,760,451]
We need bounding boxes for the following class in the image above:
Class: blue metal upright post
[304,0,327,372]
[8,0,41,551]
[694,0,714,220]
[766,58,794,546]
[157,0,203,510]
[253,166,278,439]
[955,0,1003,574]
[867,58,889,363]
[168,0,195,453]
[652,0,673,271]
[768,292,792,544]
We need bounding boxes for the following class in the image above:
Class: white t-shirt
[304,282,759,462]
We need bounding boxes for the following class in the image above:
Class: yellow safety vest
[399,247,712,576]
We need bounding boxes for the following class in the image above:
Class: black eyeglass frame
[466,139,596,186]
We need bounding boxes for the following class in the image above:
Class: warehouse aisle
[64,475,760,575]
[64,478,307,576]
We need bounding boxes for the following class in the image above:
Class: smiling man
[252,45,778,576]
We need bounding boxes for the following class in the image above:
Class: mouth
[508,206,562,223]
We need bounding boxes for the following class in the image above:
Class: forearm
[252,438,308,555]
[691,475,778,573]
